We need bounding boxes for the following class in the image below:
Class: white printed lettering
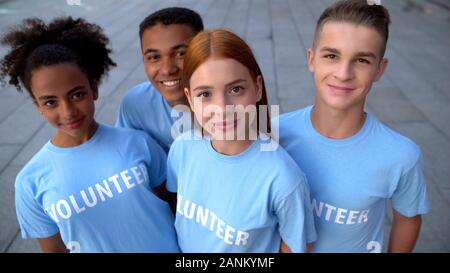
[120,170,135,189]
[69,195,86,214]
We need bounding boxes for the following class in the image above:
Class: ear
[33,102,44,116]
[307,48,315,73]
[255,75,263,102]
[184,87,194,111]
[374,58,388,82]
[36,105,43,116]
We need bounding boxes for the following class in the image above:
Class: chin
[167,94,186,105]
[317,96,349,110]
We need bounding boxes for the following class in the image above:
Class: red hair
[182,29,270,133]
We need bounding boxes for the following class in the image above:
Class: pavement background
[0,0,449,252]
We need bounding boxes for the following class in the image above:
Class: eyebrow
[320,47,340,55]
[192,79,247,93]
[354,51,377,59]
[225,79,247,88]
[320,47,377,59]
[143,44,188,55]
[37,86,84,100]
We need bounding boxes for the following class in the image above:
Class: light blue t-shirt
[166,133,316,253]
[15,124,180,253]
[278,105,430,253]
[115,81,191,153]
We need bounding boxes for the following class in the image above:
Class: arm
[279,241,313,253]
[387,210,422,253]
[37,233,68,253]
[152,181,177,214]
[279,240,292,253]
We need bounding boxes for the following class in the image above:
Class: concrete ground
[0,0,449,252]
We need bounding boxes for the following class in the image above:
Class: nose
[60,101,78,120]
[334,61,355,81]
[213,93,235,120]
[160,56,179,76]
[201,93,232,121]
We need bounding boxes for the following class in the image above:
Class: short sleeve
[391,154,430,217]
[115,99,133,128]
[166,143,179,193]
[15,177,59,239]
[275,177,317,253]
[144,134,168,188]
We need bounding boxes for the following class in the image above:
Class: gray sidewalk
[0,0,449,252]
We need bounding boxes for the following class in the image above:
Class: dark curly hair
[139,7,203,39]
[0,16,116,97]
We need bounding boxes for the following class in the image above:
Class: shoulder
[278,105,311,125]
[277,106,311,142]
[270,144,306,179]
[169,130,202,155]
[98,124,155,149]
[99,123,145,138]
[258,140,308,191]
[121,81,158,105]
[370,115,421,167]
[99,124,166,162]
[15,145,53,192]
[275,106,311,149]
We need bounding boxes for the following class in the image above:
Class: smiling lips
[161,79,180,87]
[64,117,84,130]
[213,119,238,132]
[328,84,355,94]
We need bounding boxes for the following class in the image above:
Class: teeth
[162,80,180,87]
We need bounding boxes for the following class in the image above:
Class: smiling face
[31,63,98,147]
[308,22,388,112]
[185,57,262,141]
[141,23,197,107]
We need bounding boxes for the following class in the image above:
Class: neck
[167,96,189,109]
[210,126,258,155]
[311,103,366,139]
[52,121,98,148]
[211,139,254,156]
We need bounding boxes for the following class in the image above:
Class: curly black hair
[139,7,203,39]
[0,16,116,97]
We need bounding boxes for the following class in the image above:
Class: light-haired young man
[278,0,429,253]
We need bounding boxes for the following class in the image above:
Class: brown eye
[147,54,160,62]
[43,100,57,107]
[72,91,85,100]
[175,50,186,58]
[357,58,370,64]
[197,91,211,98]
[230,86,243,94]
